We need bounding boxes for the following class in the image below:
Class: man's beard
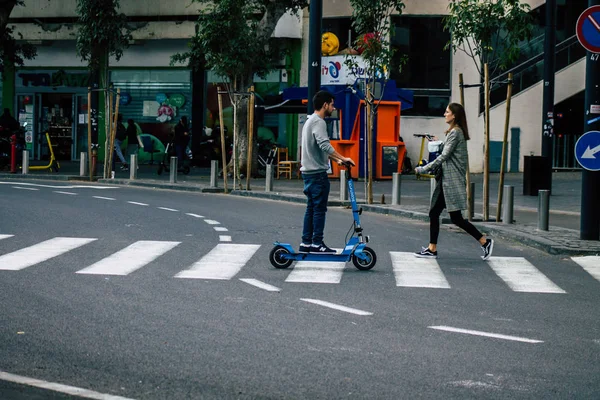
[325,108,333,118]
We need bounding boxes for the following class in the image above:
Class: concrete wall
[483,57,586,172]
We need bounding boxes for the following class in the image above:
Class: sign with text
[321,56,367,85]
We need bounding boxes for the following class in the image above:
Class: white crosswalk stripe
[76,241,180,275]
[175,244,260,280]
[571,256,600,282]
[0,234,14,241]
[390,252,451,289]
[0,237,97,271]
[486,257,566,293]
[285,261,346,284]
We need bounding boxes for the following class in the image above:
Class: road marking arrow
[582,143,600,159]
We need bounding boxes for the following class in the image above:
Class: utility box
[523,155,552,196]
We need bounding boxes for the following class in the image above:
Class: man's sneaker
[120,164,129,171]
[311,243,337,254]
[414,248,438,259]
[298,243,311,253]
[481,239,494,261]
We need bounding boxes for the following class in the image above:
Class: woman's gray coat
[419,127,468,212]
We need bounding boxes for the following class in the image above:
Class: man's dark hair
[313,90,335,112]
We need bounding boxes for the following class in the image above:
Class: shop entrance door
[41,93,75,161]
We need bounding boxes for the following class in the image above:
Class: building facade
[3,0,588,172]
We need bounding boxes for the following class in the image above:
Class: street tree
[0,1,36,78]
[444,0,533,220]
[76,0,131,176]
[172,0,308,188]
[346,0,406,204]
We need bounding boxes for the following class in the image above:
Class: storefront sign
[167,94,186,108]
[17,70,90,88]
[321,55,367,85]
[119,92,132,105]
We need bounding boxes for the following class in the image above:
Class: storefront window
[390,16,451,116]
[322,17,358,54]
[110,69,192,145]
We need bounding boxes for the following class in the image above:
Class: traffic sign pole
[581,0,600,241]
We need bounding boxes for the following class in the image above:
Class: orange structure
[329,100,405,180]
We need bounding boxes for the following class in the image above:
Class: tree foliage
[0,0,37,72]
[444,0,534,75]
[347,0,406,83]
[75,0,132,73]
[172,0,307,88]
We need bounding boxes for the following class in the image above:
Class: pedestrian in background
[174,116,190,165]
[414,102,493,260]
[114,114,128,170]
[126,118,142,160]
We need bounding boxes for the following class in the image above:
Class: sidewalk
[2,161,598,256]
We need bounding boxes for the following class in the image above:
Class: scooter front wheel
[269,245,293,269]
[352,246,376,270]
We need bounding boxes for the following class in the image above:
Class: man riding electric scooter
[299,90,355,254]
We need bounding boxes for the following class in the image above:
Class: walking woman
[414,103,493,260]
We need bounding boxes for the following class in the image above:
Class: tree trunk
[0,1,17,36]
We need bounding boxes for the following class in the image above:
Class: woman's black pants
[429,186,483,245]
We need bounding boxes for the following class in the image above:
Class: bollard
[10,135,17,173]
[265,164,273,192]
[538,190,550,231]
[469,182,476,221]
[170,156,177,184]
[339,170,348,201]
[429,178,436,207]
[502,185,514,224]
[392,172,401,205]
[210,160,218,188]
[80,152,88,177]
[130,154,138,180]
[21,150,29,174]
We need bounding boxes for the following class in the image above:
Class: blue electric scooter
[269,162,377,271]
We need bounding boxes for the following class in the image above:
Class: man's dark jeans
[302,171,330,245]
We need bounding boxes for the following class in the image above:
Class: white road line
[0,182,116,189]
[487,257,566,293]
[240,278,281,292]
[54,191,77,195]
[175,244,260,280]
[219,235,232,242]
[186,213,205,218]
[0,370,136,400]
[0,234,14,240]
[77,241,180,276]
[213,227,228,232]
[300,298,373,316]
[93,196,116,201]
[13,186,39,191]
[428,326,544,344]
[285,260,346,284]
[0,237,97,271]
[390,252,451,289]
[571,256,600,282]
[204,219,220,225]
[157,207,178,212]
[127,201,148,206]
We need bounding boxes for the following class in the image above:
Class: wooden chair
[276,147,300,179]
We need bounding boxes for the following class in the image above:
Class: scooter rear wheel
[352,246,376,270]
[269,245,293,269]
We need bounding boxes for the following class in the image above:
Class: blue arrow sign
[575,131,600,171]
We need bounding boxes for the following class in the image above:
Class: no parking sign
[577,6,600,53]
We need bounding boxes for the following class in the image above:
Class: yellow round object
[322,32,339,56]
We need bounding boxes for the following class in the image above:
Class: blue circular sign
[119,92,131,105]
[575,131,600,171]
[577,6,600,53]
[156,93,167,104]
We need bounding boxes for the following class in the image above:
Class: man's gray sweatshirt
[300,113,335,174]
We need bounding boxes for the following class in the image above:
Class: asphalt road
[0,180,599,399]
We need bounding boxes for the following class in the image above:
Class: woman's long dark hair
[446,102,470,140]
